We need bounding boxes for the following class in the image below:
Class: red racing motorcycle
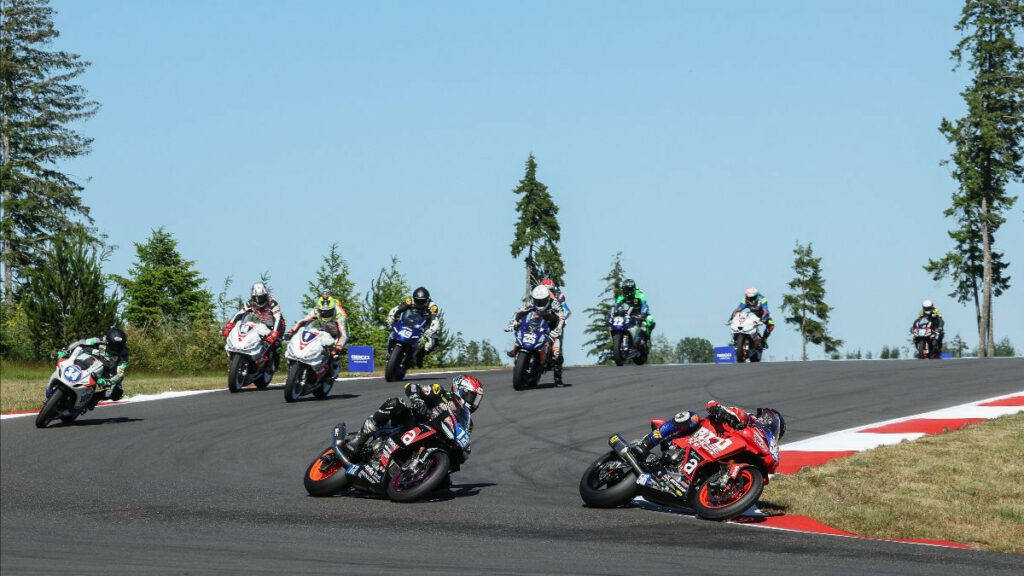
[579,410,782,520]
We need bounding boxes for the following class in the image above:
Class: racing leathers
[386,296,441,368]
[615,288,655,340]
[286,304,349,374]
[61,337,130,402]
[730,295,774,348]
[346,382,455,456]
[223,297,286,370]
[632,401,755,458]
[910,307,944,351]
[505,299,566,384]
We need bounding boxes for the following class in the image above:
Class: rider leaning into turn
[345,375,485,457]
[286,294,349,373]
[631,401,786,459]
[909,299,945,351]
[729,287,775,349]
[615,278,655,340]
[223,281,287,369]
[386,287,441,368]
[506,284,567,384]
[61,327,130,403]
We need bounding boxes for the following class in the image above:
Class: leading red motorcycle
[579,409,783,520]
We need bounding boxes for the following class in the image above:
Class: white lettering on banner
[351,355,371,361]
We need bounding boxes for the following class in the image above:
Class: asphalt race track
[3,358,1023,575]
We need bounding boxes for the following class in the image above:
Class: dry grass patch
[760,412,1024,553]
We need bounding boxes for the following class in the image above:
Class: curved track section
[3,359,1023,575]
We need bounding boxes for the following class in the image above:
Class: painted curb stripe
[978,395,1024,407]
[858,418,987,435]
[775,450,858,475]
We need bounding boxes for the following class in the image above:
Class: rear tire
[385,346,405,382]
[284,363,305,403]
[612,333,626,366]
[578,452,639,508]
[304,449,351,496]
[35,387,67,428]
[689,466,764,521]
[513,351,531,391]
[386,451,451,503]
[228,355,248,393]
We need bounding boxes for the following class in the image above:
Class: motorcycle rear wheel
[612,333,626,366]
[690,466,763,521]
[386,451,451,503]
[303,448,351,496]
[35,387,67,429]
[228,355,249,393]
[284,363,305,403]
[578,452,638,508]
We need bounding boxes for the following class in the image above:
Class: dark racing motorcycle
[911,317,941,359]
[578,410,783,521]
[385,308,428,382]
[608,302,649,366]
[511,312,554,390]
[303,400,473,502]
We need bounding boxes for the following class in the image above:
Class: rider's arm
[636,291,650,316]
[268,299,284,343]
[422,302,441,338]
[386,302,408,327]
[64,337,100,355]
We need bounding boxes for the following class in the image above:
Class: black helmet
[105,327,127,355]
[620,278,636,296]
[412,287,430,309]
[756,408,785,440]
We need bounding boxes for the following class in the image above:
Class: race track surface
[3,358,1023,575]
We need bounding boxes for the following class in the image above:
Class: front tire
[304,449,351,496]
[578,452,639,508]
[386,450,451,503]
[313,377,333,399]
[689,466,764,521]
[228,355,249,393]
[735,336,748,363]
[916,339,928,359]
[284,363,305,403]
[385,346,405,382]
[612,333,626,366]
[513,351,532,391]
[35,387,68,428]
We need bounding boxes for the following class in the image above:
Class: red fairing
[650,418,667,430]
[671,417,779,476]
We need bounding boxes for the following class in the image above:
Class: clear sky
[50,1,1023,363]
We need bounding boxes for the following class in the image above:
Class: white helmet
[922,299,935,314]
[250,282,270,308]
[531,285,552,312]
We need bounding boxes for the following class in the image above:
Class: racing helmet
[755,408,786,440]
[745,287,759,305]
[922,299,935,315]
[620,278,636,297]
[540,278,555,288]
[316,295,337,322]
[412,287,430,310]
[105,327,127,355]
[451,374,484,413]
[531,285,552,312]
[250,282,270,309]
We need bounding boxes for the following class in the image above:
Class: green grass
[761,412,1024,553]
[0,360,507,413]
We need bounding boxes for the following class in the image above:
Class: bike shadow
[420,482,498,502]
[64,417,145,427]
[629,496,771,521]
[521,381,573,391]
[294,393,360,402]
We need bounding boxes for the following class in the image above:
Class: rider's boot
[553,364,563,386]
[760,337,769,350]
[630,434,659,460]
[346,419,378,457]
[108,384,124,402]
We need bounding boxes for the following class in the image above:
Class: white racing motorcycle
[729,309,765,363]
[224,318,276,393]
[283,326,338,402]
[36,347,111,428]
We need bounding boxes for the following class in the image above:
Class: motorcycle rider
[614,279,655,341]
[729,287,775,349]
[345,375,485,457]
[909,299,945,353]
[285,294,349,376]
[631,400,786,459]
[386,287,440,368]
[60,327,130,403]
[505,284,566,385]
[223,281,286,371]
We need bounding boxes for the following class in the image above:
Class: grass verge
[760,412,1024,553]
[0,360,507,414]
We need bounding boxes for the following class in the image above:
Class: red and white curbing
[738,390,1024,548]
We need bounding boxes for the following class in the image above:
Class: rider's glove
[505,320,516,332]
[222,322,235,337]
[550,329,562,339]
[57,349,69,359]
[97,377,109,388]
[266,330,279,346]
[284,329,294,340]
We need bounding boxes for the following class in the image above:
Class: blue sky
[51,1,1022,362]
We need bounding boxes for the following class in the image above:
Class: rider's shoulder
[428,303,438,314]
[404,297,413,306]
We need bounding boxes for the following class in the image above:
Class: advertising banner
[714,346,736,364]
[347,346,374,373]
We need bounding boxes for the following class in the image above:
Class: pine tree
[583,252,626,363]
[21,231,118,357]
[479,339,502,366]
[646,334,675,364]
[926,0,1023,357]
[780,242,842,360]
[510,154,565,297]
[301,243,365,347]
[362,255,410,363]
[117,227,213,327]
[1,0,100,301]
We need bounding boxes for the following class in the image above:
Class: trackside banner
[348,346,374,372]
[714,346,735,364]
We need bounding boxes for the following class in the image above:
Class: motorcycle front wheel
[386,450,451,503]
[303,448,351,496]
[735,336,748,363]
[612,333,626,366]
[35,387,68,429]
[228,355,249,393]
[689,466,764,521]
[385,346,406,382]
[513,351,532,391]
[313,377,333,399]
[284,363,306,403]
[578,452,639,508]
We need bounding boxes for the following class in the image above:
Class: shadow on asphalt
[426,482,498,501]
[521,381,573,391]
[294,393,360,402]
[69,417,145,427]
